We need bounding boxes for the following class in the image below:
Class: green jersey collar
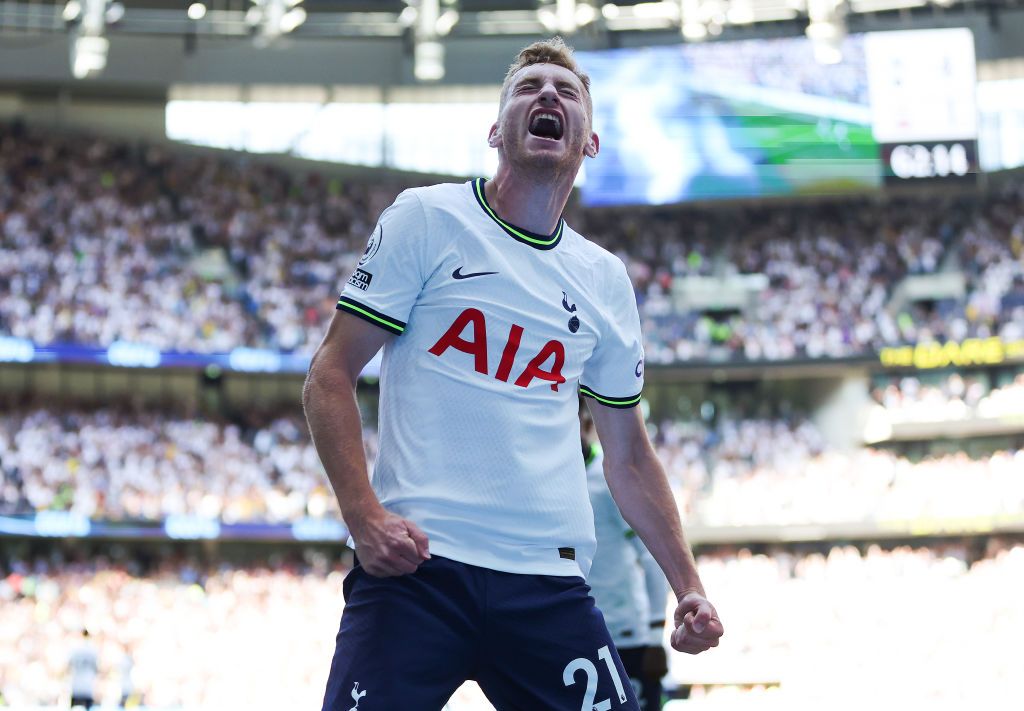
[472,178,564,251]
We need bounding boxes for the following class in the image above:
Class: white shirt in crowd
[68,639,98,698]
[586,443,669,647]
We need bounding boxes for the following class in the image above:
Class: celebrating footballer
[304,37,724,710]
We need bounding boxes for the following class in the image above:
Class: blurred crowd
[649,414,1024,527]
[1,539,1020,707]
[0,550,347,709]
[960,204,1024,343]
[0,122,400,354]
[3,404,1021,530]
[679,33,869,105]
[687,444,1024,528]
[580,192,1022,363]
[3,123,1023,363]
[0,407,372,522]
[869,370,1024,424]
[676,539,1024,705]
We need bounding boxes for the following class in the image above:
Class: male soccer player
[583,410,670,709]
[304,38,723,710]
[68,628,98,710]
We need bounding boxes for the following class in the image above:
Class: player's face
[489,64,598,174]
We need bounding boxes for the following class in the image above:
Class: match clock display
[881,140,978,184]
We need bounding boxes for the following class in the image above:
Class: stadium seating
[2,122,1023,363]
[3,405,1021,529]
[2,122,1022,711]
[2,541,1020,707]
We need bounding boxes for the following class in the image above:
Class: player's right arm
[303,310,430,577]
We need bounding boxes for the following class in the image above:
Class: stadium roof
[2,0,1021,39]
[0,0,1022,90]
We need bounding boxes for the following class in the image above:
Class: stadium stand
[0,549,348,709]
[1,540,1021,707]
[0,407,358,522]
[868,371,1024,425]
[2,403,1021,533]
[677,539,1024,704]
[2,10,1024,706]
[3,122,1023,363]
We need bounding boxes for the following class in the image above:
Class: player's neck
[484,166,574,236]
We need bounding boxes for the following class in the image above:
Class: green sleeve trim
[579,384,642,409]
[336,296,406,335]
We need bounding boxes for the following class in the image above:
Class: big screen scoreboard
[578,28,978,206]
[865,29,978,185]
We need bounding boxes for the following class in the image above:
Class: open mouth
[528,112,563,141]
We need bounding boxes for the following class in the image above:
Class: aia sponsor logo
[428,308,566,391]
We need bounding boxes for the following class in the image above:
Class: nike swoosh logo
[452,267,499,280]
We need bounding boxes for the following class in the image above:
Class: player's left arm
[588,403,724,655]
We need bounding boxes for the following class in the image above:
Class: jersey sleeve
[580,258,645,408]
[336,189,429,335]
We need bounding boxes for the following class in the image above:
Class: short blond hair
[499,37,593,120]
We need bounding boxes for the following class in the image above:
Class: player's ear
[585,130,599,158]
[488,122,502,148]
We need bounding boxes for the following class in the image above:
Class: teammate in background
[68,628,98,710]
[119,647,136,708]
[637,544,673,700]
[582,409,670,710]
[305,37,723,709]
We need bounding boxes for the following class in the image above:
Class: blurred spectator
[68,628,98,709]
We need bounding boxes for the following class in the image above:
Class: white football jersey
[637,537,671,645]
[69,642,98,697]
[338,179,645,577]
[585,443,652,648]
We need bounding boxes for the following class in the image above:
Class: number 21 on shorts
[562,645,628,711]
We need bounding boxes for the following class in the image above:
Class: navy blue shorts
[321,555,641,710]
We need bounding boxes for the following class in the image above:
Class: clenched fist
[670,591,724,655]
[348,507,431,577]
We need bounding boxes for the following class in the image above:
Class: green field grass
[728,99,882,195]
